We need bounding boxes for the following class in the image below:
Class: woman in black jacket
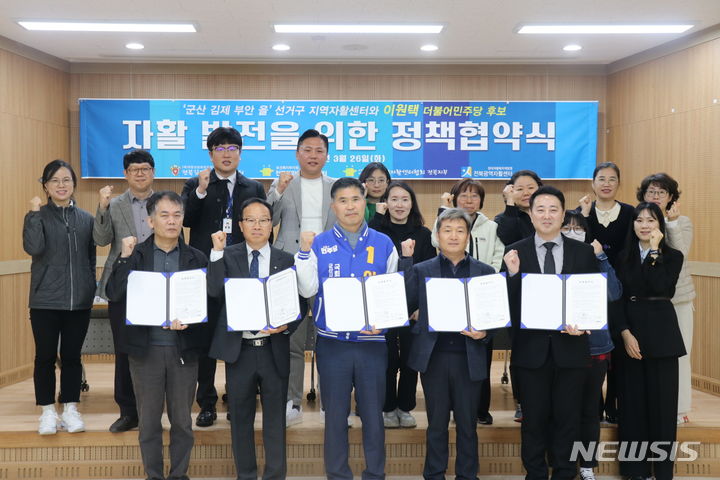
[369,181,436,428]
[614,202,685,480]
[23,159,96,435]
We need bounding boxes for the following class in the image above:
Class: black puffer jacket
[23,202,96,310]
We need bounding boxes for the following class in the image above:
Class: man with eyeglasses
[94,149,156,433]
[207,197,304,480]
[181,126,266,427]
[266,129,337,426]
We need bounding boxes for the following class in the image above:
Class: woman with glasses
[637,173,695,425]
[562,211,622,480]
[359,162,391,222]
[23,159,96,435]
[369,181,436,429]
[432,178,504,425]
[614,202,685,480]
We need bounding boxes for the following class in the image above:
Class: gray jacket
[666,215,696,304]
[266,174,336,254]
[23,202,97,310]
[93,190,139,299]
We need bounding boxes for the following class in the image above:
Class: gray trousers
[287,314,314,406]
[129,346,198,480]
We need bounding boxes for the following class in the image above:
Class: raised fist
[29,196,42,212]
[502,184,515,206]
[211,230,227,251]
[197,168,211,195]
[578,194,593,217]
[299,231,316,252]
[401,238,415,258]
[99,185,114,210]
[375,202,387,215]
[277,172,294,194]
[441,192,454,207]
[121,236,138,258]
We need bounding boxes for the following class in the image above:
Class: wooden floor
[0,355,719,479]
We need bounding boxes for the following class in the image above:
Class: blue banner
[79,99,598,180]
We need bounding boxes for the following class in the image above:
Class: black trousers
[477,338,493,417]
[421,350,482,480]
[514,354,586,480]
[616,349,679,480]
[383,326,417,412]
[196,297,219,410]
[30,308,90,405]
[108,301,137,417]
[580,355,610,468]
[227,344,287,480]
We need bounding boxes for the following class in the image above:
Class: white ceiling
[0,0,718,65]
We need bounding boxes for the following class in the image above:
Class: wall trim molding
[0,35,69,72]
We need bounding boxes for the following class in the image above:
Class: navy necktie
[543,242,556,274]
[222,179,234,246]
[250,250,260,278]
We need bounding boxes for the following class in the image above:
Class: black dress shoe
[196,409,217,427]
[109,415,139,433]
[477,413,494,425]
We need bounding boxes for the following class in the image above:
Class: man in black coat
[502,186,599,480]
[181,126,266,426]
[404,208,494,480]
[106,191,209,480]
[207,198,304,480]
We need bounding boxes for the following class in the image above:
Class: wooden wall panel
[608,36,720,397]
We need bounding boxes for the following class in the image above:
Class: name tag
[222,218,233,234]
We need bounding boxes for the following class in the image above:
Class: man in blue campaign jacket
[295,177,412,480]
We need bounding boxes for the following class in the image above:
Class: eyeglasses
[213,145,240,153]
[561,226,586,234]
[365,178,387,185]
[645,189,668,199]
[47,177,73,186]
[126,166,153,175]
[242,218,272,226]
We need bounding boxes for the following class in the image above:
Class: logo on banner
[343,167,357,177]
[260,166,274,177]
[170,165,180,176]
[461,166,473,178]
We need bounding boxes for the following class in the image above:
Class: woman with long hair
[23,159,96,435]
[370,181,436,428]
[637,173,695,424]
[614,202,685,480]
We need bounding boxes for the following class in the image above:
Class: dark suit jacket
[105,235,209,359]
[404,255,495,382]
[181,170,266,256]
[207,242,304,377]
[614,245,685,359]
[503,235,599,369]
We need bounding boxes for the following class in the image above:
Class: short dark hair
[563,210,592,243]
[379,181,425,227]
[359,162,392,184]
[593,162,620,181]
[146,191,184,216]
[530,185,565,210]
[509,169,543,187]
[435,207,472,232]
[239,197,273,219]
[636,173,681,210]
[449,178,485,210]
[207,127,243,151]
[123,149,155,170]
[41,159,77,190]
[331,177,365,199]
[297,129,329,152]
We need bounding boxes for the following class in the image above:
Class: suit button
[295,240,299,243]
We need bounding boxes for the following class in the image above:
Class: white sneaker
[286,400,303,427]
[319,408,353,427]
[38,409,59,435]
[397,409,417,428]
[383,410,400,428]
[60,405,85,433]
[579,467,596,480]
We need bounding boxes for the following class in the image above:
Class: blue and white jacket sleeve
[295,248,319,298]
